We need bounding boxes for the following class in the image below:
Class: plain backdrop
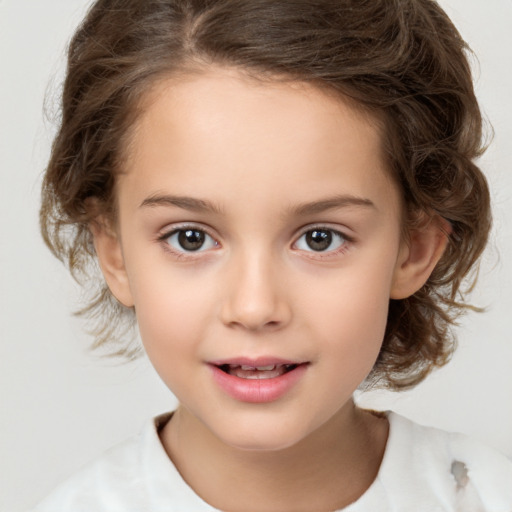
[1,1,511,511]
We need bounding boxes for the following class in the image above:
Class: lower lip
[209,364,308,403]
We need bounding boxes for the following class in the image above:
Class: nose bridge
[220,243,290,331]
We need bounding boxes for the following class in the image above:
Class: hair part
[41,0,491,388]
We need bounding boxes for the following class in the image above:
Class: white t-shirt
[32,411,512,512]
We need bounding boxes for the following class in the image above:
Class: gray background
[1,1,511,511]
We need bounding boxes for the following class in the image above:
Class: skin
[92,67,448,511]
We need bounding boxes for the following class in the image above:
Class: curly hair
[40,0,491,388]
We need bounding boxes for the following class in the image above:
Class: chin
[221,430,305,452]
[207,411,317,453]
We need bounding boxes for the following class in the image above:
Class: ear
[390,214,451,300]
[89,216,135,308]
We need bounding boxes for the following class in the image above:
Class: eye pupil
[178,230,205,251]
[306,230,332,251]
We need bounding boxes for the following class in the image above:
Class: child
[34,0,512,510]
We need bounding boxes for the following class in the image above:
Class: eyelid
[157,221,217,239]
[157,222,221,254]
[292,224,354,255]
[293,223,354,242]
[156,222,353,258]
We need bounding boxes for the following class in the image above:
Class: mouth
[217,363,299,380]
[208,358,309,403]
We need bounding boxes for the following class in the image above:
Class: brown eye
[178,230,205,251]
[165,228,217,252]
[305,230,332,251]
[295,228,346,253]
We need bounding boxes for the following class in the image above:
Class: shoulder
[32,426,147,512]
[381,412,512,511]
[31,413,216,512]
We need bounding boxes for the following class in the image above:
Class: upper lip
[208,357,307,368]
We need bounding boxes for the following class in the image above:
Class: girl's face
[106,68,408,450]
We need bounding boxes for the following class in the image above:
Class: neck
[160,401,389,512]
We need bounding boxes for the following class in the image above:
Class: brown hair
[40,0,491,388]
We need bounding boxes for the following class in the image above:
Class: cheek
[315,282,390,397]
[129,268,215,356]
[304,258,395,361]
[341,276,390,333]
[133,277,216,398]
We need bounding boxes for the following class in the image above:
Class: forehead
[119,68,399,217]
[133,68,382,157]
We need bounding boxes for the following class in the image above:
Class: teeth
[235,367,283,379]
[222,364,298,380]
[240,364,276,371]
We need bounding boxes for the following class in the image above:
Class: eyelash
[157,224,219,260]
[293,226,353,258]
[157,224,353,260]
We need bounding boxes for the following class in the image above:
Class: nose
[219,249,292,332]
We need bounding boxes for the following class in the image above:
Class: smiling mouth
[217,364,299,380]
[210,361,309,402]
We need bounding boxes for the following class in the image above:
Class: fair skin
[92,67,448,511]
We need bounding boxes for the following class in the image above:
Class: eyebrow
[140,194,223,214]
[290,195,376,216]
[139,193,376,216]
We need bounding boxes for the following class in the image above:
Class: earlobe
[390,215,451,300]
[89,217,135,308]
